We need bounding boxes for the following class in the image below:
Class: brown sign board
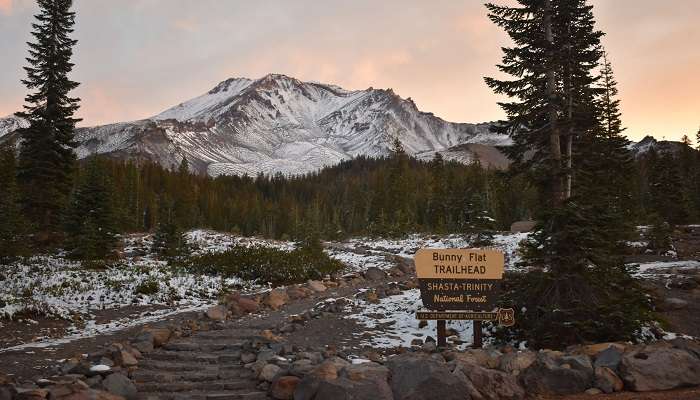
[415,248,506,313]
[415,249,504,280]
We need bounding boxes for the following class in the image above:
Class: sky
[0,0,698,142]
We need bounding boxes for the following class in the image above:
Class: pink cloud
[0,0,12,15]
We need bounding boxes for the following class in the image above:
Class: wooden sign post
[415,248,514,348]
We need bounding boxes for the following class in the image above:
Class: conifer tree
[0,142,28,261]
[64,158,118,260]
[486,0,651,348]
[16,0,81,237]
[152,195,189,262]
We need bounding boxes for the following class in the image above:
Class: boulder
[264,288,289,310]
[386,353,470,400]
[510,220,536,233]
[669,337,700,359]
[594,366,623,394]
[131,331,155,353]
[142,327,171,347]
[364,267,387,281]
[593,346,623,371]
[498,351,536,375]
[260,364,282,382]
[114,350,138,368]
[580,342,626,357]
[271,376,300,400]
[620,346,700,391]
[307,280,327,293]
[454,349,501,369]
[454,361,525,400]
[287,286,311,300]
[519,353,592,396]
[237,297,260,313]
[206,305,228,321]
[101,373,137,400]
[312,361,338,381]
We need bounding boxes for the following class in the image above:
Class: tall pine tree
[16,0,81,239]
[486,0,651,348]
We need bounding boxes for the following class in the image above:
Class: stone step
[146,351,242,364]
[137,390,268,400]
[162,342,245,352]
[133,367,255,382]
[136,379,257,393]
[137,360,220,372]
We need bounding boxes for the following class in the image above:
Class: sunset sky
[0,0,698,142]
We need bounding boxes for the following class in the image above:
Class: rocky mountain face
[2,74,683,176]
[0,74,510,176]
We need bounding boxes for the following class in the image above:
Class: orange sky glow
[0,0,698,142]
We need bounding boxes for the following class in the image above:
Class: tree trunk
[544,0,563,205]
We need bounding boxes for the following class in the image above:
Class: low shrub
[186,245,343,286]
[134,277,160,296]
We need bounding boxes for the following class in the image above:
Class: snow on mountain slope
[0,115,29,140]
[5,74,513,176]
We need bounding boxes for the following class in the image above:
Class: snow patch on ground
[347,289,475,350]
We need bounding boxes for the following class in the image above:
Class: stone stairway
[134,334,269,400]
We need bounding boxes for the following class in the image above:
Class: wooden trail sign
[414,248,512,348]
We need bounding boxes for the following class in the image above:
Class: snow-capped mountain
[3,74,512,175]
[0,115,29,139]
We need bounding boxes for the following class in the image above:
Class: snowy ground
[346,289,476,350]
[0,229,529,350]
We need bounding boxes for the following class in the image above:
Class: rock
[291,359,316,377]
[114,350,138,368]
[142,327,171,347]
[422,341,437,352]
[454,349,501,369]
[271,376,300,399]
[620,346,700,391]
[312,361,338,381]
[498,351,536,375]
[594,366,623,394]
[241,352,257,364]
[14,388,50,399]
[364,267,387,281]
[307,280,327,293]
[102,373,137,399]
[559,354,594,378]
[237,297,260,313]
[261,330,282,342]
[286,286,311,300]
[131,330,155,353]
[585,388,603,395]
[260,364,282,382]
[453,361,525,400]
[206,305,228,321]
[264,288,289,310]
[669,337,700,359]
[519,353,592,395]
[510,220,536,233]
[386,353,470,400]
[663,297,689,310]
[593,346,622,371]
